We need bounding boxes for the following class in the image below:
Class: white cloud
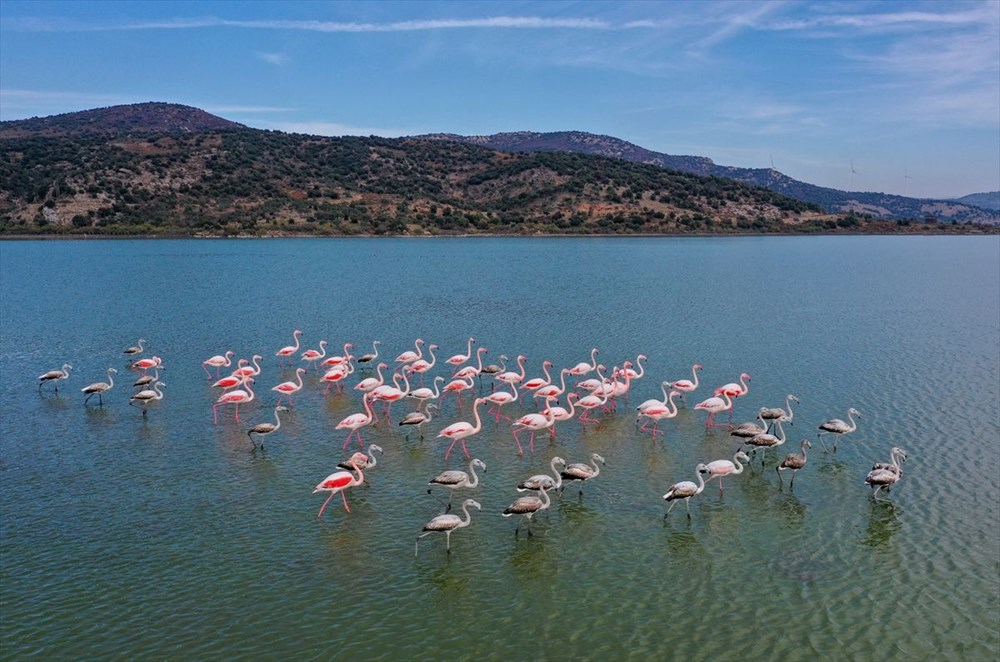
[256,52,289,65]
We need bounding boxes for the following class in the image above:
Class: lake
[1,236,998,660]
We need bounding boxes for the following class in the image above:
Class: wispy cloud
[766,4,998,32]
[256,52,289,65]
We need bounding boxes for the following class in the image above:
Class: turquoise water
[1,237,998,660]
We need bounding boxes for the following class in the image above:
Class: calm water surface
[1,237,998,660]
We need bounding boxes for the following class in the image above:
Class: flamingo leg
[341,491,351,513]
[461,440,470,459]
[317,492,335,518]
[444,439,458,461]
[511,431,524,455]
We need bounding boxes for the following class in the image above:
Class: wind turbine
[904,169,912,197]
[850,160,858,190]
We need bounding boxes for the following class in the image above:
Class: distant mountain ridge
[953,191,1000,211]
[0,103,245,138]
[415,131,999,224]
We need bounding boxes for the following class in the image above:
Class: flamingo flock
[34,331,908,558]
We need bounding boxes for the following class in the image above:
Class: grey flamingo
[82,367,116,406]
[247,405,288,449]
[865,447,907,501]
[38,363,72,392]
[129,381,164,417]
[663,464,709,518]
[416,498,481,556]
[517,456,566,493]
[817,407,861,451]
[428,458,486,512]
[503,484,551,536]
[560,453,605,496]
[776,439,811,487]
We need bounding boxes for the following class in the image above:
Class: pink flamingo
[567,347,599,376]
[495,354,527,387]
[715,372,751,398]
[314,460,365,517]
[395,338,425,365]
[213,376,254,424]
[533,368,571,401]
[541,392,580,439]
[369,371,408,422]
[445,337,476,368]
[695,391,734,427]
[202,350,234,380]
[482,379,518,422]
[336,392,377,450]
[638,390,682,438]
[231,354,263,379]
[132,356,162,372]
[576,384,610,424]
[636,380,673,418]
[521,360,554,392]
[624,354,647,382]
[575,363,610,393]
[437,397,487,460]
[511,396,558,455]
[320,362,353,395]
[407,374,445,409]
[440,376,475,409]
[321,342,354,368]
[668,364,703,406]
[355,362,388,393]
[212,368,245,391]
[701,450,750,491]
[272,368,306,407]
[276,330,303,366]
[606,362,634,411]
[300,340,327,372]
[453,347,488,381]
[407,343,439,379]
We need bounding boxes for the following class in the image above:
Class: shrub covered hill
[0,103,991,236]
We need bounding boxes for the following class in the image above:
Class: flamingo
[357,340,381,367]
[82,368,116,406]
[428,457,487,510]
[502,484,551,537]
[663,465,710,518]
[482,379,518,422]
[399,403,439,440]
[355,362,388,394]
[320,362,353,395]
[517,456,566,493]
[607,363,634,411]
[715,372,751,398]
[38,363,72,391]
[445,337,476,368]
[521,360,554,392]
[212,366,248,391]
[320,342,354,368]
[511,396,558,454]
[407,375,445,409]
[575,363,610,393]
[247,405,288,449]
[567,347,599,376]
[637,390,682,438]
[416,498,481,556]
[533,368,571,401]
[480,354,507,381]
[336,392,377,450]
[231,355,263,379]
[313,460,364,517]
[213,376,254,424]
[407,343,439,378]
[132,356,162,372]
[300,340,328,372]
[576,385,610,424]
[276,329,303,366]
[496,354,527,387]
[395,338,425,365]
[776,439,811,487]
[130,381,165,417]
[133,368,159,389]
[760,394,799,432]
[729,409,770,439]
[865,447,907,501]
[667,363,702,406]
[624,354,647,382]
[123,339,146,357]
[742,419,787,467]
[560,453,605,496]
[694,391,734,428]
[338,444,383,471]
[452,347,488,381]
[440,376,475,409]
[701,450,750,491]
[369,371,408,422]
[636,380,674,419]
[817,407,861,451]
[541,392,580,439]
[437,397,487,460]
[272,368,306,408]
[202,351,234,380]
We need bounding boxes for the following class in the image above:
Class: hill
[953,191,1000,211]
[416,131,999,225]
[0,104,993,237]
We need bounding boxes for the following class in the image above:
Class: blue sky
[1,0,997,199]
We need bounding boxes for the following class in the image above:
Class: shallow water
[1,236,998,659]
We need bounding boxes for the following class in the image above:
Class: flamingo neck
[695,469,707,494]
[785,395,796,422]
[846,410,858,432]
[292,331,301,351]
[459,501,475,526]
[690,365,700,388]
[467,461,480,488]
[516,356,527,380]
[273,407,283,429]
[106,369,115,388]
[475,348,486,371]
[634,356,645,378]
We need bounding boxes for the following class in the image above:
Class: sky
[1,0,998,199]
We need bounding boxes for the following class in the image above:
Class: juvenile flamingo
[729,409,770,439]
[130,381,165,417]
[202,351,234,380]
[336,392,377,450]
[437,397,487,460]
[213,376,254,424]
[776,439,811,487]
[667,363,702,405]
[276,330,303,366]
[272,368,306,408]
[399,403,439,440]
[743,419,787,467]
[357,340,381,367]
[865,447,907,501]
[82,368,116,406]
[123,339,146,357]
[416,498,481,555]
[701,450,750,491]
[314,460,364,517]
[560,453,605,496]
[38,363,73,391]
[300,340,328,372]
[663,465,709,518]
[517,456,566,493]
[503,484,551,537]
[428,457,486,510]
[694,391,734,427]
[133,368,159,389]
[247,405,288,449]
[817,407,862,451]
[445,337,476,368]
[760,394,799,432]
